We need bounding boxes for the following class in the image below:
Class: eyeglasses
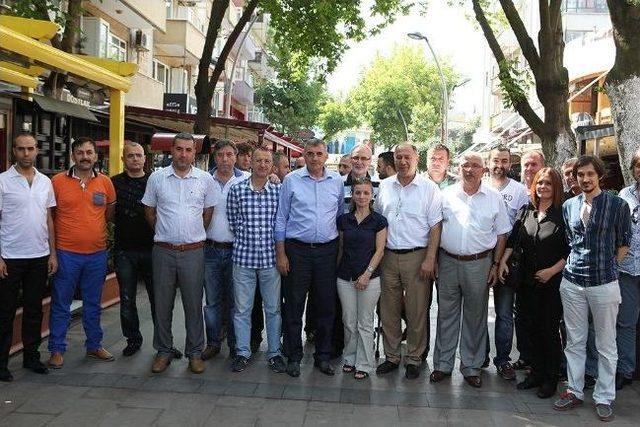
[351,156,371,162]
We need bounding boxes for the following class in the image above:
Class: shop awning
[32,94,98,122]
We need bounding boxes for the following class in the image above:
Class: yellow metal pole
[109,89,125,176]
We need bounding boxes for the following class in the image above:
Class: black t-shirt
[337,211,388,281]
[111,172,154,250]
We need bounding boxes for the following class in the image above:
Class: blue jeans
[232,265,282,359]
[493,284,515,366]
[113,249,154,345]
[48,250,107,353]
[203,246,235,350]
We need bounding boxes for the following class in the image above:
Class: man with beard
[485,146,530,380]
[376,151,396,180]
[0,134,57,381]
[554,155,630,422]
[338,155,352,176]
[48,137,116,368]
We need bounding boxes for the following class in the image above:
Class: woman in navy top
[336,177,388,379]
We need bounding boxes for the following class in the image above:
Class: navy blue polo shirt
[337,211,388,281]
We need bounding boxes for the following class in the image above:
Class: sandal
[342,364,355,373]
[354,370,369,380]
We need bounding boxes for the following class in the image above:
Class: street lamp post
[407,31,448,146]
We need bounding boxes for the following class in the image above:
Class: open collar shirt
[226,177,280,269]
[0,165,56,259]
[563,191,632,286]
[274,166,344,244]
[207,167,250,242]
[141,164,218,245]
[440,182,511,255]
[373,173,443,250]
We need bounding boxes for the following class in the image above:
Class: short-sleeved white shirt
[440,182,512,255]
[0,166,56,258]
[374,173,443,250]
[206,168,250,242]
[141,165,219,245]
[487,177,530,225]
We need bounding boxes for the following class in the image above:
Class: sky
[326,0,488,119]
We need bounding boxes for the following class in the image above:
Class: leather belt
[286,238,337,248]
[386,246,426,255]
[205,240,233,249]
[155,241,205,252]
[443,249,492,261]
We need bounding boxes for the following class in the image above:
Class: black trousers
[515,284,534,363]
[0,256,49,368]
[527,279,563,384]
[282,239,338,362]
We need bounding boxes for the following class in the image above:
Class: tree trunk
[605,1,640,185]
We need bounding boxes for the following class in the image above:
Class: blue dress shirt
[618,184,640,276]
[274,166,344,243]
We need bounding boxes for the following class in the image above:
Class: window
[233,67,244,82]
[153,60,170,92]
[563,0,608,13]
[108,34,127,61]
[97,22,109,58]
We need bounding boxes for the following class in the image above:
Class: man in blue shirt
[275,138,344,377]
[554,156,631,422]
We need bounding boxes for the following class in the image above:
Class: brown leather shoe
[151,355,171,373]
[86,348,115,362]
[201,345,221,361]
[429,370,450,383]
[189,357,205,374]
[48,352,64,369]
[464,375,482,388]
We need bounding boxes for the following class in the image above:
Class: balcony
[248,51,269,78]
[126,72,165,109]
[154,19,205,66]
[232,80,254,105]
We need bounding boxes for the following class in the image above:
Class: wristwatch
[366,266,375,274]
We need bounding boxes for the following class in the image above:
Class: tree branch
[472,0,545,136]
[498,0,541,71]
[539,1,550,38]
[549,0,563,32]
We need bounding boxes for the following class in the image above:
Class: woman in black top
[499,167,570,398]
[336,177,388,379]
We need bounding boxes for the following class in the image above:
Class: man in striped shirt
[227,147,286,374]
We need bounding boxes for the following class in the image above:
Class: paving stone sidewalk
[2,290,639,426]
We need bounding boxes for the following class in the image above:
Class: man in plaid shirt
[226,147,286,373]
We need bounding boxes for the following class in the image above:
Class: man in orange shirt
[47,137,116,368]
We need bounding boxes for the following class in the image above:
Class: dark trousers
[515,284,534,363]
[529,280,563,385]
[0,256,49,368]
[251,289,264,345]
[282,239,338,362]
[114,249,154,345]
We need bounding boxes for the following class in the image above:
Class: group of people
[0,132,638,423]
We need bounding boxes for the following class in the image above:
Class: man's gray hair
[303,138,326,150]
[562,157,578,168]
[521,149,546,165]
[173,132,195,146]
[213,139,238,154]
[460,151,483,165]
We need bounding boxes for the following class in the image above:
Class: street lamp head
[407,32,426,41]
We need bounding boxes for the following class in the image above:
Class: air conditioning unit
[132,29,149,52]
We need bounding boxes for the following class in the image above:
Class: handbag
[502,208,526,288]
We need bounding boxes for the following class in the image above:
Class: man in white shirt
[486,146,530,381]
[374,143,442,380]
[142,133,218,375]
[0,134,57,382]
[202,140,250,360]
[431,152,511,388]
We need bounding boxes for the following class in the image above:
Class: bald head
[122,142,145,175]
[350,144,372,177]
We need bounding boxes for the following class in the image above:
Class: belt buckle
[178,244,186,252]
[309,242,317,249]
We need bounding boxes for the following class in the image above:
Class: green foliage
[317,98,360,141]
[260,0,412,76]
[497,58,532,109]
[254,43,328,134]
[348,45,458,149]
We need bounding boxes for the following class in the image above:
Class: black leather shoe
[615,373,632,390]
[122,342,141,357]
[536,382,557,399]
[584,374,596,390]
[171,347,183,359]
[314,360,335,376]
[23,359,48,375]
[517,375,541,390]
[286,360,301,377]
[376,360,399,375]
[0,368,13,382]
[405,364,420,380]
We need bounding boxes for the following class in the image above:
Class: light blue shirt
[618,184,640,276]
[274,166,344,243]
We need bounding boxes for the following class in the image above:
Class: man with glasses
[374,143,442,380]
